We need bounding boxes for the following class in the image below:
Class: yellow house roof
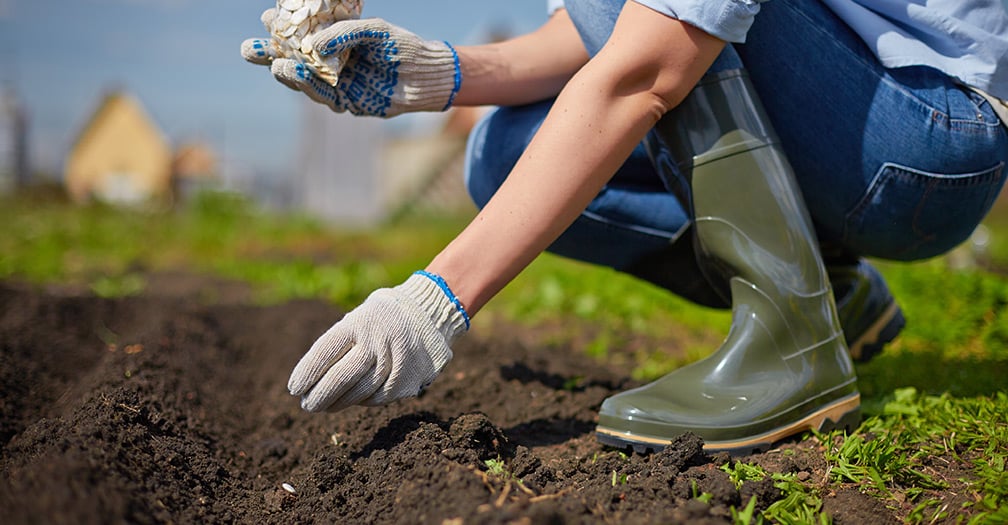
[65,91,172,204]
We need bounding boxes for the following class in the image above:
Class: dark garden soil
[0,276,956,524]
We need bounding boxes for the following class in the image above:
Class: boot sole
[595,392,861,456]
[847,302,905,362]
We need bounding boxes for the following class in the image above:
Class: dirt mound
[0,279,893,524]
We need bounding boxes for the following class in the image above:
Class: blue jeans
[465,0,1008,302]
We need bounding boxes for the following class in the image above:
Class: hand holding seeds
[258,0,363,85]
[242,13,463,117]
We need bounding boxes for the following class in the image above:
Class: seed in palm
[267,0,364,85]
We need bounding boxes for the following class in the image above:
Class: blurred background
[0,0,547,221]
[2,1,1008,225]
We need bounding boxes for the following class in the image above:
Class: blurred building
[172,141,221,200]
[296,101,386,225]
[64,91,223,207]
[0,87,29,193]
[293,98,481,226]
[65,91,173,205]
[379,107,486,221]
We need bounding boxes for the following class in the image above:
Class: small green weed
[720,461,830,524]
[731,496,761,525]
[690,480,714,504]
[484,458,507,477]
[90,273,146,298]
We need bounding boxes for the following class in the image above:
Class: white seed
[290,6,310,25]
[281,482,296,494]
[278,23,298,38]
[269,0,363,85]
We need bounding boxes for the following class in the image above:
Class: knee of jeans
[465,169,499,210]
[464,112,504,210]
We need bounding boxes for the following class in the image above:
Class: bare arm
[452,10,590,107]
[427,2,726,314]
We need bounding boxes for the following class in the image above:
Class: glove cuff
[398,272,470,343]
[401,40,462,112]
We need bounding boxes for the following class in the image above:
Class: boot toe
[597,378,784,445]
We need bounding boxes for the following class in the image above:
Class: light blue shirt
[546,0,1008,100]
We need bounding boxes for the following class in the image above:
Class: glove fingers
[361,342,443,407]
[300,345,377,412]
[288,322,355,396]
[312,18,392,59]
[324,351,393,410]
[270,58,308,92]
[260,8,278,32]
[240,38,278,65]
[271,59,345,111]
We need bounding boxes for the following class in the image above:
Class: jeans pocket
[842,161,1006,260]
[961,87,1004,129]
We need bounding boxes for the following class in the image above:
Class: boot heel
[850,304,905,362]
[815,394,862,434]
[835,260,906,362]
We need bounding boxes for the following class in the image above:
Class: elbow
[652,84,694,118]
[663,80,699,111]
[596,51,702,121]
[616,72,695,124]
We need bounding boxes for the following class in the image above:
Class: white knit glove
[241,17,462,118]
[288,272,470,412]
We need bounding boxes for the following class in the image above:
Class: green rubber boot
[625,251,906,362]
[596,70,861,455]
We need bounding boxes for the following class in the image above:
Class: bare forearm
[429,75,659,312]
[452,10,589,107]
[428,3,726,314]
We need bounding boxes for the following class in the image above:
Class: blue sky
[0,0,549,177]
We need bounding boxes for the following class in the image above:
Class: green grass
[817,388,1008,524]
[1,189,732,379]
[1,190,454,305]
[3,188,1008,523]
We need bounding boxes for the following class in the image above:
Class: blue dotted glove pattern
[293,62,346,110]
[322,29,402,117]
[250,39,269,59]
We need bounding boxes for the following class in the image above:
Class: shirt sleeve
[547,0,565,14]
[633,0,767,43]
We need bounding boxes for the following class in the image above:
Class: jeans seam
[579,209,689,244]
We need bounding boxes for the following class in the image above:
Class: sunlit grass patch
[817,388,1008,524]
